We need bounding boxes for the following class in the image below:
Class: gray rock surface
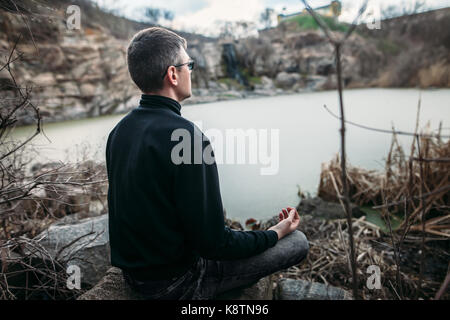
[78,267,145,300]
[215,276,273,300]
[275,278,353,300]
[33,214,110,286]
[275,72,301,89]
[297,197,364,220]
[78,267,273,300]
[79,270,351,300]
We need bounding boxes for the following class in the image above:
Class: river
[12,88,450,223]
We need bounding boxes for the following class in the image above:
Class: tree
[163,10,174,21]
[217,20,258,40]
[145,7,161,23]
[144,7,175,24]
[259,8,275,29]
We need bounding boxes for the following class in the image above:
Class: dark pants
[123,230,309,300]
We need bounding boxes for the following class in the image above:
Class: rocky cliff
[233,7,450,91]
[1,0,448,125]
[0,0,223,124]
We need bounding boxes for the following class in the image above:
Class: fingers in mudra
[280,207,295,220]
[279,212,283,221]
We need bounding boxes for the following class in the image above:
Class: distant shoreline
[16,87,450,128]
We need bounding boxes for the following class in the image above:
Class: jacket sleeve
[172,123,278,261]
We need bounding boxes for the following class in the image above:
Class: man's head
[127,27,192,102]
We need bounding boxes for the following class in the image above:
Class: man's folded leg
[197,230,309,299]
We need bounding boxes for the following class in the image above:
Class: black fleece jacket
[106,94,278,280]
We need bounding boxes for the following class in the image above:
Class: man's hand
[268,206,301,240]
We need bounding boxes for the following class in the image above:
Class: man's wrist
[268,226,282,240]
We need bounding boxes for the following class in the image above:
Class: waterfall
[221,43,249,87]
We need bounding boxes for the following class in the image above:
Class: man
[106,27,309,300]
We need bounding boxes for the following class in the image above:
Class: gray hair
[127,27,187,93]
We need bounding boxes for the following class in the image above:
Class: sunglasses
[162,60,195,79]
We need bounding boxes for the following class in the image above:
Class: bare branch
[342,0,369,42]
[322,104,450,139]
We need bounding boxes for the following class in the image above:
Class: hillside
[238,7,450,90]
[0,0,448,125]
[356,8,450,87]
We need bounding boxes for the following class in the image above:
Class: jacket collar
[139,94,181,116]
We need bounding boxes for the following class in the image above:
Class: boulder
[80,83,97,97]
[216,276,273,300]
[39,44,66,70]
[33,72,56,86]
[297,197,364,220]
[78,267,145,300]
[305,75,328,91]
[289,32,325,49]
[275,278,353,300]
[61,81,80,96]
[219,90,243,100]
[275,72,301,89]
[260,76,274,88]
[33,214,110,287]
[78,267,273,300]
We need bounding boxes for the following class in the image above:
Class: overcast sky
[92,0,450,36]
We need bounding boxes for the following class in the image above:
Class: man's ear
[167,66,178,86]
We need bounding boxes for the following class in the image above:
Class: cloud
[93,0,209,20]
[172,0,265,35]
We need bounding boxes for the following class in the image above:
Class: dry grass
[269,214,448,300]
[317,124,450,239]
[417,61,450,88]
[251,122,450,300]
[0,159,108,242]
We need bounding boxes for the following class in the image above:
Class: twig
[415,134,427,298]
[322,105,450,139]
[372,185,450,209]
[301,0,369,300]
[434,268,450,300]
[54,231,97,262]
[411,157,450,163]
[335,40,359,300]
[380,183,403,299]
